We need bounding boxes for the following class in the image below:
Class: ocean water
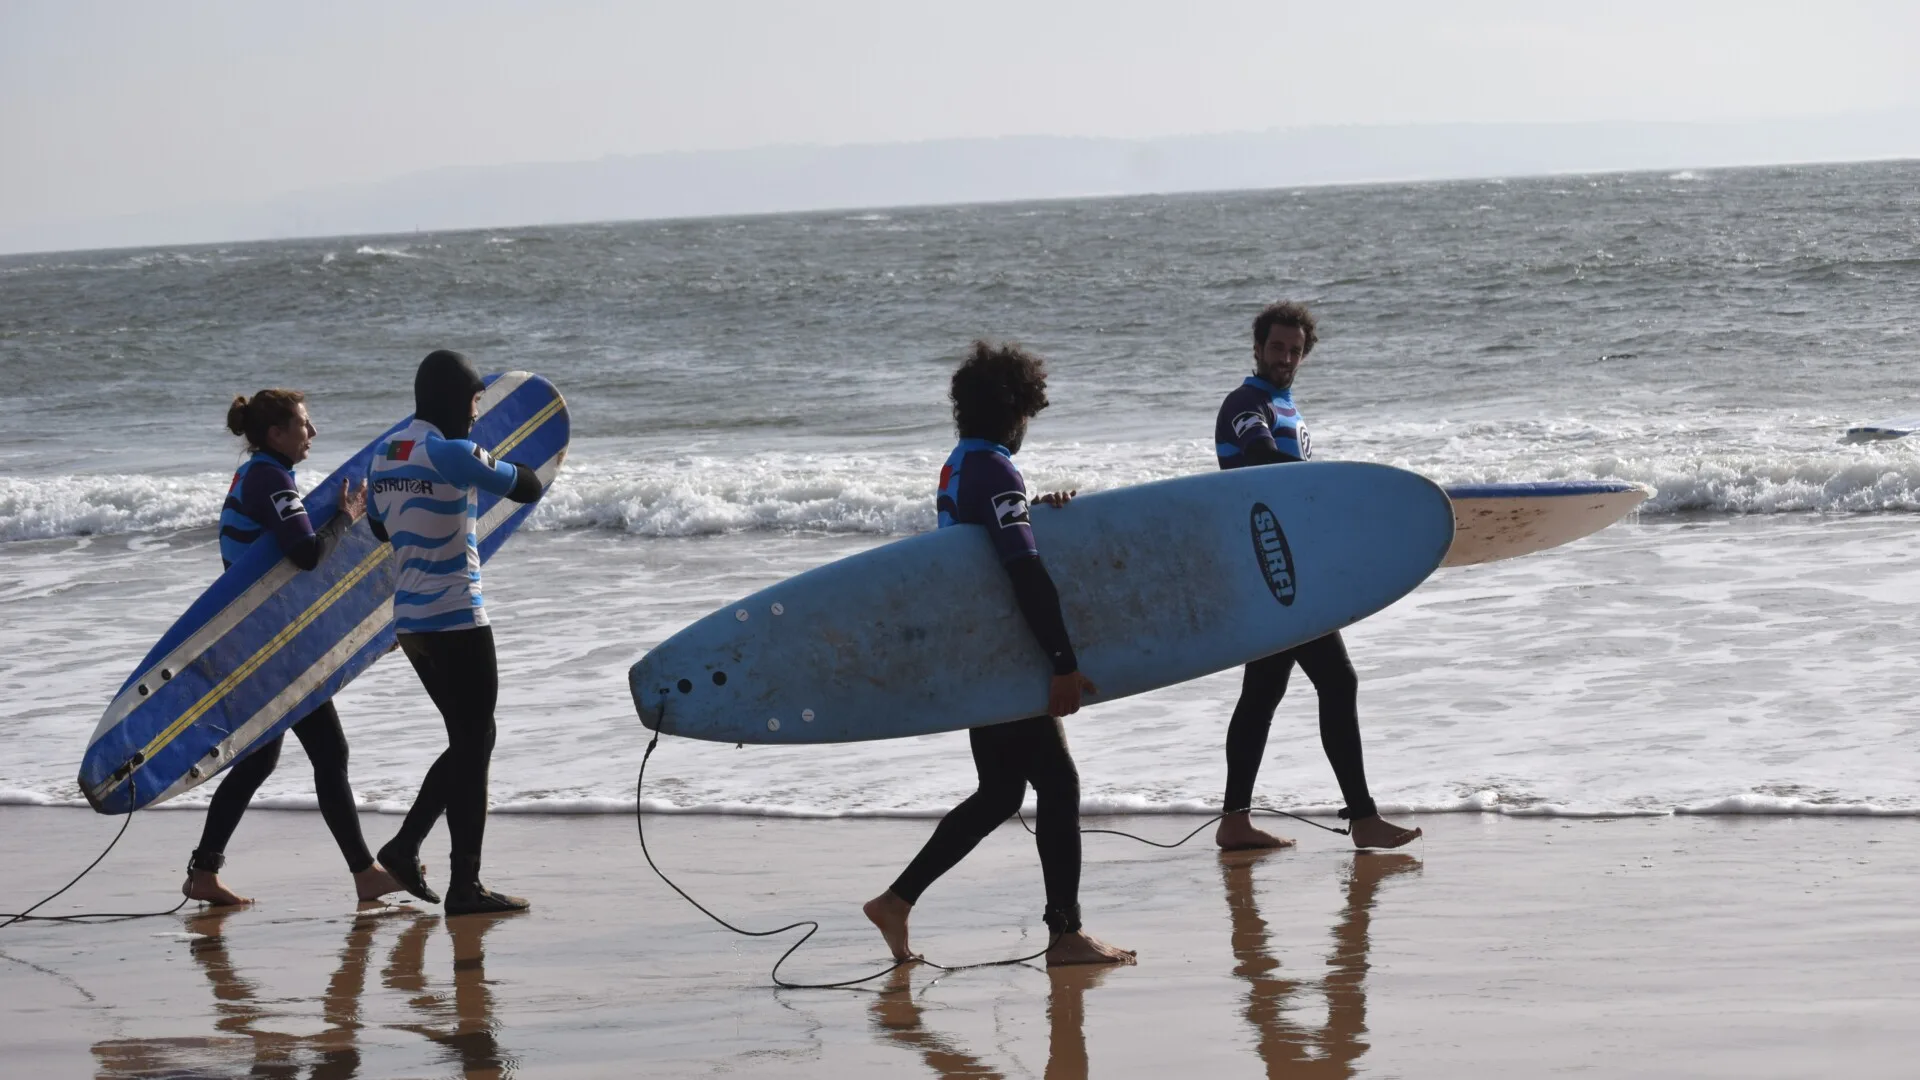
[3,160,1919,820]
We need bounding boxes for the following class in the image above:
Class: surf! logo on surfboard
[1248,502,1297,606]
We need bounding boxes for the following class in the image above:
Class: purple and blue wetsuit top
[1214,375,1310,469]
[936,438,1078,676]
[217,450,346,572]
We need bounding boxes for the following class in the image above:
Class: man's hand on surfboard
[1036,490,1077,509]
[1049,672,1099,718]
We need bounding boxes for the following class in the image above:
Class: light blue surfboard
[1441,479,1651,567]
[79,372,569,814]
[630,461,1453,745]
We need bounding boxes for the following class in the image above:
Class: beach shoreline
[2,806,1915,1078]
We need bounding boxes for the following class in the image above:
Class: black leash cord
[2,771,189,927]
[1019,805,1348,849]
[635,726,1055,990]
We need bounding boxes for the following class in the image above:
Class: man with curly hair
[864,341,1135,968]
[1212,302,1423,851]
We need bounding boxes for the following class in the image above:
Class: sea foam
[11,444,1920,543]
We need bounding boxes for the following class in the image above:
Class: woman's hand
[339,478,367,522]
[1037,490,1077,509]
[1048,672,1099,718]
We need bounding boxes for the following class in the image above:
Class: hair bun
[225,395,251,437]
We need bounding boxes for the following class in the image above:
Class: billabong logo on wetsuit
[1232,411,1268,440]
[270,490,306,521]
[992,491,1031,528]
[1248,502,1296,606]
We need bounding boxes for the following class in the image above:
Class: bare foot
[863,890,920,963]
[1046,930,1136,967]
[1215,811,1296,851]
[182,869,250,906]
[1349,814,1422,849]
[354,864,407,902]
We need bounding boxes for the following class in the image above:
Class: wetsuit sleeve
[1003,555,1079,676]
[1240,440,1301,466]
[505,462,542,504]
[966,455,1041,564]
[1226,404,1299,464]
[426,438,521,497]
[241,463,346,572]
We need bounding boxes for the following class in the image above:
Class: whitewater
[3,160,1917,819]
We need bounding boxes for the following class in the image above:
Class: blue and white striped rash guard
[366,419,520,633]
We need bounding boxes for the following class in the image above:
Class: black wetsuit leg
[288,702,375,873]
[191,703,376,872]
[890,715,1084,933]
[388,627,499,880]
[194,732,285,861]
[1222,631,1377,820]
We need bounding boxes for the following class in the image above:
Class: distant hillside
[6,111,1916,255]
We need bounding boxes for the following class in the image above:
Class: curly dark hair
[950,340,1050,444]
[1252,301,1319,355]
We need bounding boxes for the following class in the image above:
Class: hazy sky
[4,0,1918,231]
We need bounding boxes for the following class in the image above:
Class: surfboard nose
[629,656,674,732]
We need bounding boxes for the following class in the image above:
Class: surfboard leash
[2,765,189,928]
[1019,805,1349,850]
[634,700,1056,990]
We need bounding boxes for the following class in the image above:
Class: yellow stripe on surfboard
[490,395,564,459]
[119,391,562,797]
[131,543,390,773]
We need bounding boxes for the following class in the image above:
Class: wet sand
[1,806,1916,1078]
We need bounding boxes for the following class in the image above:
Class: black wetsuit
[378,626,500,876]
[1215,377,1377,821]
[193,450,373,873]
[887,439,1085,935]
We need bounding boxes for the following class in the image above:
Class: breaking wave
[12,442,1920,543]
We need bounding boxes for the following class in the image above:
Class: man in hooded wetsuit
[367,350,546,915]
[1212,302,1422,851]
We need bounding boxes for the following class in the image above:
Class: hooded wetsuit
[887,439,1086,936]
[369,350,542,897]
[191,449,373,876]
[1214,375,1376,821]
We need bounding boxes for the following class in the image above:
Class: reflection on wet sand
[387,909,519,1080]
[91,904,521,1079]
[1222,850,1419,1079]
[869,959,1115,1079]
[870,964,1004,1079]
[1040,965,1110,1080]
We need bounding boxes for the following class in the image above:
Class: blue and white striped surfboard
[78,372,569,814]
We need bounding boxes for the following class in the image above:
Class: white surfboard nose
[1441,480,1652,567]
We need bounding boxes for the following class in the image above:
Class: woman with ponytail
[184,390,403,906]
